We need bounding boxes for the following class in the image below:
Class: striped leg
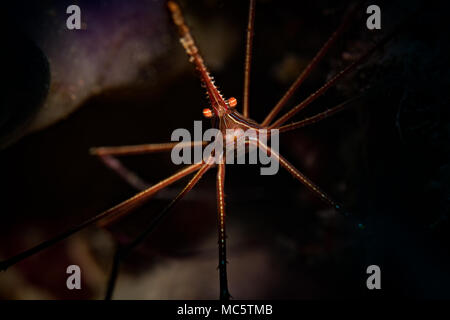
[91,141,205,191]
[256,141,341,210]
[216,162,230,300]
[104,159,215,299]
[242,0,256,118]
[256,140,365,229]
[97,163,204,227]
[0,163,202,272]
[90,141,206,157]
[277,95,362,133]
[261,3,359,126]
[269,33,393,129]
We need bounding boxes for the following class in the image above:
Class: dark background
[0,0,449,299]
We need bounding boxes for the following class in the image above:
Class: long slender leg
[96,155,205,201]
[278,95,362,133]
[92,141,206,192]
[257,140,366,229]
[216,162,230,300]
[261,3,359,126]
[0,163,202,272]
[269,34,393,129]
[260,141,366,229]
[97,162,204,227]
[103,160,214,299]
[256,140,341,210]
[92,141,205,191]
[90,141,205,157]
[242,0,256,118]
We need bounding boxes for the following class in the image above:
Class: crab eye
[227,97,237,108]
[203,108,213,118]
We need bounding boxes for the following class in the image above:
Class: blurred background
[0,0,449,299]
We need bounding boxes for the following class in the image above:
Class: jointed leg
[97,162,204,227]
[91,141,205,191]
[242,0,256,118]
[277,95,362,134]
[104,159,214,299]
[0,163,202,271]
[257,129,366,229]
[90,141,206,157]
[256,141,341,210]
[269,33,393,129]
[261,3,359,126]
[216,162,230,300]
